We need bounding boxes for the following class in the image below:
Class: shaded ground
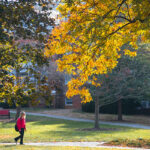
[10,111,150,129]
[12,108,150,126]
[77,128,119,131]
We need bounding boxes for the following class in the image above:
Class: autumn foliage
[45,0,150,103]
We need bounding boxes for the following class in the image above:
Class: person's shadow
[2,144,16,148]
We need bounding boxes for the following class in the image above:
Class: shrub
[82,98,141,115]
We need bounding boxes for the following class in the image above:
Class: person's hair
[19,111,26,119]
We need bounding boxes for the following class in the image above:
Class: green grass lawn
[0,113,150,144]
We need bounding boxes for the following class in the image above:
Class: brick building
[36,61,82,110]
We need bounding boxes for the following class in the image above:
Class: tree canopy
[90,50,150,107]
[45,0,150,103]
[0,0,55,106]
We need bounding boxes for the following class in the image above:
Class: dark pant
[15,128,24,144]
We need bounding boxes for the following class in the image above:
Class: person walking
[14,111,26,145]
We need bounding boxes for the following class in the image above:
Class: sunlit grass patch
[0,113,150,144]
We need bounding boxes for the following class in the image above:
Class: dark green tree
[89,45,150,128]
[0,0,55,119]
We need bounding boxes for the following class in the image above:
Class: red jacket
[17,117,26,131]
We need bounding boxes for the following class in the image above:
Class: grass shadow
[1,145,16,148]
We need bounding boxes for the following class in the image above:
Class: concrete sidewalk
[10,111,150,129]
[1,142,150,150]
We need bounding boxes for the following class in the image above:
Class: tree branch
[102,9,115,20]
[139,13,150,23]
[125,1,131,20]
[107,22,132,37]
[115,15,135,23]
[115,0,127,16]
[115,13,150,24]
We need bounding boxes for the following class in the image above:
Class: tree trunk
[95,97,100,129]
[118,99,122,121]
[15,68,21,121]
[15,105,21,121]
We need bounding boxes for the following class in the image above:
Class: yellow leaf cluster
[45,0,150,103]
[124,50,137,57]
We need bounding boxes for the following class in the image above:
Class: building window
[65,74,71,85]
[141,101,150,109]
[65,97,72,105]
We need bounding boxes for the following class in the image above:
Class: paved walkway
[1,142,150,150]
[10,111,150,129]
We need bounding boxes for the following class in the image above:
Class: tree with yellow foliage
[45,0,150,128]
